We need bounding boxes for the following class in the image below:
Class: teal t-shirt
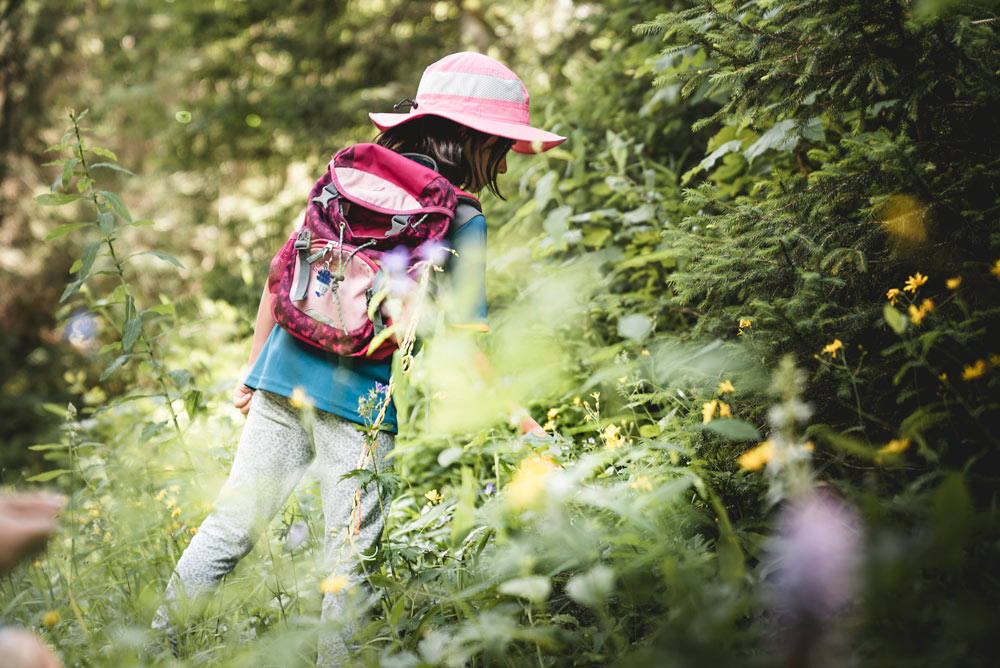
[244,214,488,432]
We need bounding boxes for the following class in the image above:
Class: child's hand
[0,492,64,575]
[233,382,254,417]
[519,415,548,438]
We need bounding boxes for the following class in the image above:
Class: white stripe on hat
[416,71,525,105]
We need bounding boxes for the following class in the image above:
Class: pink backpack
[268,143,481,359]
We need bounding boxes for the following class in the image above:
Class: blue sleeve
[444,214,488,330]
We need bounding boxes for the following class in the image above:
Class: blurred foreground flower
[41,610,60,627]
[321,575,350,595]
[285,521,309,550]
[766,491,861,668]
[739,439,775,471]
[505,456,558,511]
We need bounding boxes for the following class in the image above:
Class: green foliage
[4,1,1000,667]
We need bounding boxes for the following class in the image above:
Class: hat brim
[369,110,566,154]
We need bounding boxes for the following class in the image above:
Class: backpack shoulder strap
[453,193,483,233]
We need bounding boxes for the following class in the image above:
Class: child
[152,51,565,666]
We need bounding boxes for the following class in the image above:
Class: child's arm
[234,285,276,416]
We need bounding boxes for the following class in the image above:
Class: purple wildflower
[381,246,410,276]
[418,240,449,267]
[375,382,389,395]
[765,490,861,667]
[285,521,309,551]
[483,481,496,496]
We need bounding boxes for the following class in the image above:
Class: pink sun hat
[369,52,566,154]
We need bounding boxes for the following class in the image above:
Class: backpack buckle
[294,228,311,250]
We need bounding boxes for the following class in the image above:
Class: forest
[1,0,999,666]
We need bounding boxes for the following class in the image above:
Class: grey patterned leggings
[151,390,393,666]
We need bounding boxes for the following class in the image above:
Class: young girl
[152,51,565,665]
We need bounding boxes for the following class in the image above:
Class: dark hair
[375,116,515,199]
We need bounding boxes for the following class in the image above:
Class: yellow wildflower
[717,379,735,394]
[424,489,443,504]
[618,375,628,384]
[169,484,180,493]
[289,387,313,409]
[946,276,962,290]
[602,423,625,449]
[738,440,775,471]
[156,489,167,500]
[41,610,60,627]
[886,288,901,305]
[878,438,911,455]
[939,372,947,381]
[821,339,844,359]
[962,359,987,381]
[170,522,180,531]
[547,407,559,419]
[903,272,928,293]
[103,531,111,541]
[739,319,752,329]
[171,507,181,518]
[718,402,732,418]
[321,575,350,595]
[591,392,600,400]
[573,396,581,406]
[991,259,1000,279]
[702,400,718,424]
[630,475,653,491]
[543,419,555,431]
[803,441,815,453]
[908,304,926,326]
[505,456,558,510]
[166,497,176,509]
[641,349,650,356]
[33,560,40,568]
[920,298,934,313]
[190,527,198,535]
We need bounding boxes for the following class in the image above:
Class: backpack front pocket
[290,239,379,333]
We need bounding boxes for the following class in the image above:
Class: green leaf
[59,278,85,303]
[98,211,114,236]
[617,314,652,340]
[883,304,907,335]
[121,317,143,353]
[437,446,463,468]
[700,418,761,441]
[185,389,204,421]
[140,421,168,441]
[499,576,552,603]
[566,565,614,608]
[45,222,91,241]
[129,250,184,269]
[99,354,132,381]
[88,146,118,161]
[36,193,84,206]
[167,369,192,390]
[90,162,135,176]
[387,595,406,626]
[743,119,797,162]
[147,302,175,316]
[61,158,79,189]
[97,190,132,223]
[25,469,72,483]
[78,240,101,279]
[27,443,69,451]
[534,171,556,210]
